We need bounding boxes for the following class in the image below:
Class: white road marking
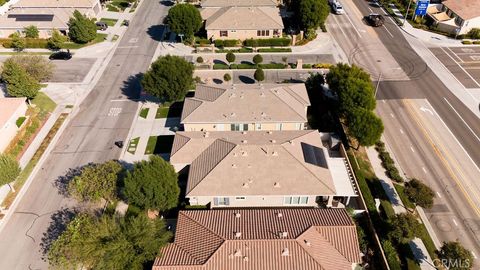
[443,97,480,144]
[390,113,395,118]
[343,10,363,38]
[440,47,480,88]
[110,99,130,102]
[382,25,394,38]
[382,100,386,103]
[472,252,477,259]
[410,146,415,152]
[331,15,351,41]
[447,47,463,63]
[368,7,373,12]
[452,218,458,226]
[420,106,434,115]
[422,167,427,173]
[399,129,404,134]
[108,107,122,117]
[117,46,139,49]
[436,191,442,198]
[128,38,138,43]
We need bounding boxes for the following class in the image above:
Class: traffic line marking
[410,146,415,152]
[108,107,122,117]
[452,218,458,226]
[382,25,394,38]
[440,47,480,88]
[472,252,477,259]
[443,97,480,144]
[399,129,404,134]
[422,167,427,174]
[436,191,442,198]
[390,113,395,118]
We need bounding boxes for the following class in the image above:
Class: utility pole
[375,71,382,98]
[403,0,414,26]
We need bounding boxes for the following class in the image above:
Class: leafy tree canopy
[10,32,25,51]
[5,55,54,82]
[437,241,474,270]
[226,52,235,63]
[24,25,39,38]
[337,76,376,114]
[141,55,194,102]
[388,213,420,244]
[0,154,21,186]
[48,213,171,270]
[347,108,384,147]
[254,68,264,82]
[253,54,263,65]
[124,155,179,211]
[68,160,123,203]
[405,178,435,209]
[297,0,329,30]
[1,60,41,100]
[166,4,202,38]
[48,29,68,51]
[68,10,97,43]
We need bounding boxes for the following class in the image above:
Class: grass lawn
[32,92,57,113]
[155,106,169,119]
[139,108,149,119]
[127,137,139,154]
[145,136,158,155]
[107,0,133,12]
[393,183,416,209]
[63,33,108,49]
[99,18,118,27]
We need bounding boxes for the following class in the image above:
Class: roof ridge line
[312,226,355,263]
[256,6,284,28]
[269,87,307,121]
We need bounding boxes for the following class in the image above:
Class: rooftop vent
[289,140,294,145]
[242,183,249,188]
[247,164,252,168]
[243,256,249,262]
[241,131,247,134]
[261,112,267,117]
[279,231,288,238]
[274,182,281,188]
[272,151,278,156]
[230,112,236,117]
[270,139,276,143]
[267,131,273,134]
[241,151,248,156]
[304,240,311,246]
[240,95,244,99]
[281,248,289,256]
[232,164,237,168]
[235,212,241,218]
[277,212,283,218]
[235,232,242,238]
[203,132,210,138]
[260,92,265,97]
[234,250,242,257]
[229,93,236,98]
[241,140,247,144]
[248,178,253,183]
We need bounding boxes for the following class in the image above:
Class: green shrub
[257,47,292,53]
[196,56,203,63]
[302,64,312,69]
[226,52,235,63]
[253,54,263,65]
[139,108,149,118]
[380,200,395,219]
[312,63,333,69]
[0,38,49,49]
[214,39,240,47]
[229,63,254,69]
[462,40,472,44]
[258,63,286,69]
[223,73,231,81]
[16,117,26,128]
[382,240,402,270]
[244,38,291,47]
[474,41,480,44]
[213,63,229,69]
[467,28,480,39]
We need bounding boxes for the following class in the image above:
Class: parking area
[49,58,96,83]
[429,46,480,89]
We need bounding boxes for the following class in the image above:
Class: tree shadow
[212,78,223,84]
[238,75,255,84]
[121,73,143,100]
[53,165,89,197]
[159,0,174,6]
[147,24,166,42]
[240,61,253,65]
[40,208,78,260]
[213,59,227,65]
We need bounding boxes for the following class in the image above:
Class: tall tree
[337,76,376,115]
[253,54,263,65]
[166,4,202,39]
[141,55,194,102]
[226,52,235,63]
[48,29,67,51]
[405,178,435,209]
[297,0,329,30]
[1,60,41,100]
[326,63,371,94]
[124,155,179,212]
[346,108,383,147]
[68,160,123,203]
[48,213,171,270]
[68,10,97,43]
[437,241,474,270]
[0,154,21,191]
[388,213,420,244]
[5,55,54,82]
[23,25,39,38]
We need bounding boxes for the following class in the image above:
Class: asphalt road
[0,0,169,269]
[49,58,96,83]
[328,0,480,262]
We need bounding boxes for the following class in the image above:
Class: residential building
[427,0,480,35]
[0,97,27,153]
[181,84,310,132]
[170,130,359,208]
[199,0,283,40]
[0,0,101,38]
[152,208,362,270]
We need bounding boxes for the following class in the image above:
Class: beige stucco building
[0,97,27,153]
[170,130,359,208]
[0,0,101,38]
[427,0,480,35]
[200,0,284,40]
[181,84,310,132]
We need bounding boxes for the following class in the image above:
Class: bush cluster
[244,38,291,47]
[214,39,240,47]
[375,141,403,182]
[0,38,48,49]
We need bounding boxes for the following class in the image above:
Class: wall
[188,195,319,208]
[207,29,283,40]
[183,122,306,131]
[461,17,480,35]
[0,101,27,153]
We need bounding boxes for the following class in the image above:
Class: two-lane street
[0,0,170,268]
[328,0,480,262]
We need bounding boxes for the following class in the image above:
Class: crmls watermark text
[433,258,472,268]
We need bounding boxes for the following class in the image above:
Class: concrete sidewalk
[400,20,463,47]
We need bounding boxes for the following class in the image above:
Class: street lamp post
[403,0,414,26]
[375,71,382,98]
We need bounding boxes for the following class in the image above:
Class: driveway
[49,58,97,83]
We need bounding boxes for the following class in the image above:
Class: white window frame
[284,196,309,205]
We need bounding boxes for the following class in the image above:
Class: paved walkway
[120,102,179,164]
[400,20,463,47]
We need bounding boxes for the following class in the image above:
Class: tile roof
[0,98,26,128]
[172,130,338,197]
[153,208,361,270]
[0,7,74,30]
[181,84,310,124]
[205,6,283,30]
[201,0,277,8]
[13,0,97,8]
[443,0,480,20]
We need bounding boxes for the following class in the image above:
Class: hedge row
[214,39,240,47]
[244,38,291,47]
[0,38,49,49]
[375,141,404,182]
[212,63,286,70]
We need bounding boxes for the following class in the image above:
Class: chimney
[232,164,237,168]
